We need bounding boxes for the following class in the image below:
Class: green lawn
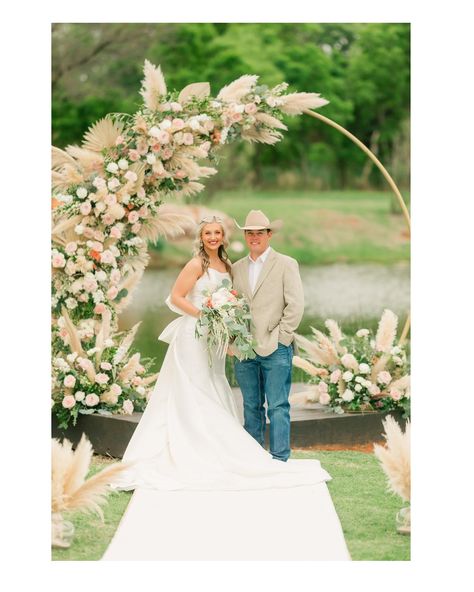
[52,449,410,561]
[152,190,410,267]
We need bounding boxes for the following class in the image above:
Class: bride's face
[201,223,224,252]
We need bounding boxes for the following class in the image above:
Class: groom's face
[245,229,272,258]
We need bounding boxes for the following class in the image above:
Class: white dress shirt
[248,246,272,293]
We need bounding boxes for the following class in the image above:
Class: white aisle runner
[101,483,351,561]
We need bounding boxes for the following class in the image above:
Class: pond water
[119,263,410,374]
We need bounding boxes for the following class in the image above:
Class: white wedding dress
[102,268,351,560]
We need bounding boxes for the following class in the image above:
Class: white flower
[124,170,138,183]
[355,376,364,384]
[95,372,110,385]
[391,346,402,355]
[355,384,362,393]
[118,158,129,170]
[123,399,134,415]
[136,386,146,396]
[104,338,114,347]
[342,389,354,402]
[146,153,157,164]
[342,371,353,382]
[65,297,77,310]
[106,162,119,173]
[341,353,359,370]
[74,391,85,402]
[107,178,121,191]
[393,355,404,366]
[92,290,105,304]
[319,392,330,405]
[149,126,161,137]
[160,119,173,130]
[85,393,100,407]
[356,329,370,338]
[359,363,370,374]
[76,187,88,199]
[95,270,107,282]
[74,224,84,235]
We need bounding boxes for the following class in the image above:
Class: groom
[231,210,304,462]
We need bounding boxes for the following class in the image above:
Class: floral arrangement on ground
[293,309,410,417]
[51,60,329,427]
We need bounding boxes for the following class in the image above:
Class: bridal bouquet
[293,310,410,418]
[195,279,256,364]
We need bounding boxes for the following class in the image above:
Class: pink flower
[80,201,92,216]
[110,225,122,239]
[137,139,148,155]
[102,213,115,226]
[132,376,143,386]
[156,130,170,144]
[115,135,125,145]
[368,384,381,396]
[138,205,149,218]
[104,194,117,206]
[110,383,122,396]
[390,388,402,401]
[110,269,121,285]
[83,227,95,239]
[330,369,341,384]
[95,373,110,385]
[83,277,98,293]
[65,242,78,255]
[172,118,185,130]
[244,103,258,114]
[94,303,106,314]
[78,293,89,302]
[62,395,76,409]
[100,250,115,265]
[128,211,139,224]
[319,392,331,405]
[161,148,173,160]
[377,371,392,385]
[174,169,186,179]
[128,149,140,161]
[124,170,138,183]
[63,375,76,388]
[52,252,66,268]
[107,286,119,300]
[85,393,100,407]
[100,362,112,371]
[318,381,328,392]
[231,112,243,122]
[183,133,194,145]
[107,178,121,191]
[90,241,103,252]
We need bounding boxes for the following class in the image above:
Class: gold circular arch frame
[303,109,411,345]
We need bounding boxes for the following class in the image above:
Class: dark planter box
[52,406,406,458]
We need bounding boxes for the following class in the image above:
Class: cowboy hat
[234,210,283,232]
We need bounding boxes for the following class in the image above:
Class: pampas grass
[241,127,283,145]
[140,59,167,110]
[375,309,398,353]
[373,415,410,502]
[294,334,330,365]
[279,92,329,115]
[292,355,329,377]
[217,74,259,102]
[52,434,130,532]
[138,211,195,243]
[254,112,288,130]
[310,327,340,365]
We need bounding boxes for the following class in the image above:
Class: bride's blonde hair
[193,216,232,277]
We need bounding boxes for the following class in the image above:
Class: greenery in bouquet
[51,59,328,423]
[293,310,410,418]
[195,279,256,365]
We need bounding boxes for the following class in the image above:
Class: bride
[109,216,331,492]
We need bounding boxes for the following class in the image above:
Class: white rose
[118,159,129,170]
[74,391,85,402]
[123,399,134,414]
[65,297,77,310]
[106,162,119,173]
[342,371,353,382]
[160,119,172,130]
[359,363,370,374]
[355,384,362,392]
[76,187,88,199]
[146,153,157,164]
[342,389,354,402]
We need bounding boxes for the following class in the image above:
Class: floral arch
[51,60,410,428]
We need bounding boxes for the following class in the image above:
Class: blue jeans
[234,343,293,461]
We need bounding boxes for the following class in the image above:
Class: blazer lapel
[239,257,252,301]
[252,250,277,298]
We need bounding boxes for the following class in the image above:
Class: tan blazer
[231,249,304,357]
